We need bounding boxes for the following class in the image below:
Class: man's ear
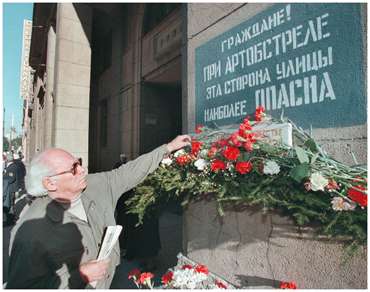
[42,176,57,192]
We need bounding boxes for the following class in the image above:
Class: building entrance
[140,82,182,154]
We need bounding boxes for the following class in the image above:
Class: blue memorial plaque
[195,3,366,129]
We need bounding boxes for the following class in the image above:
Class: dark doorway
[140,82,182,154]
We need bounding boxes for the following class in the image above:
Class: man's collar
[45,193,95,223]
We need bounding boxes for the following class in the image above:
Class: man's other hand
[166,135,191,153]
[79,259,110,283]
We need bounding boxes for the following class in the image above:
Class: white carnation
[174,149,186,157]
[263,160,280,175]
[310,172,329,191]
[194,159,207,171]
[161,157,173,166]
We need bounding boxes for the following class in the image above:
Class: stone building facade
[25,3,367,169]
[26,3,183,172]
[24,3,366,288]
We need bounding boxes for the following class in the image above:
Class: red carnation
[235,161,253,174]
[195,264,209,275]
[211,160,226,172]
[128,268,141,280]
[347,185,367,207]
[182,264,193,270]
[208,146,218,158]
[161,271,174,285]
[215,279,227,289]
[280,281,297,289]
[138,272,154,285]
[195,124,203,134]
[191,140,203,156]
[245,132,257,143]
[176,155,191,166]
[223,146,240,161]
[255,106,265,122]
[239,122,252,138]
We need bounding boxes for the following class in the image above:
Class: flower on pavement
[215,279,227,289]
[128,268,141,280]
[161,271,174,286]
[280,281,297,289]
[195,264,208,275]
[138,272,154,288]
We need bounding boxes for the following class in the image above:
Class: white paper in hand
[97,225,122,260]
[91,225,122,288]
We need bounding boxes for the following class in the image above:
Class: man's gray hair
[25,153,54,197]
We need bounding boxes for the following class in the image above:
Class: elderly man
[7,135,190,288]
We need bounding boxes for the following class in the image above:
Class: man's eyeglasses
[48,159,82,177]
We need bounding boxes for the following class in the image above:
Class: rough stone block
[184,200,367,288]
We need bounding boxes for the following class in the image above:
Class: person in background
[3,152,19,225]
[7,135,190,288]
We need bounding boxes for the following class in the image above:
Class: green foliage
[126,119,367,250]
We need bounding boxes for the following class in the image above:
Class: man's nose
[77,164,86,175]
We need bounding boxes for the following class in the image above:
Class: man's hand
[166,135,191,153]
[79,259,110,284]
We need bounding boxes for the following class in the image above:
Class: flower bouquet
[128,253,234,289]
[126,107,367,254]
[128,253,298,289]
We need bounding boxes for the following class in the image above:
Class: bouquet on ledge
[126,107,367,254]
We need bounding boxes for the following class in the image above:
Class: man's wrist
[165,143,173,154]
